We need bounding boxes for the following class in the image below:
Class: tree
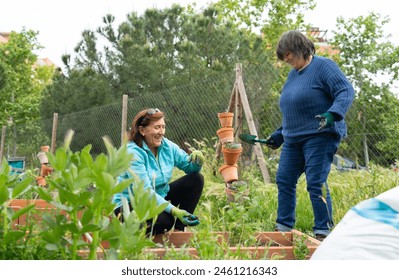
[0,29,53,125]
[213,0,317,142]
[0,63,6,91]
[331,12,399,167]
[213,0,315,55]
[0,29,54,156]
[40,67,119,154]
[42,5,274,152]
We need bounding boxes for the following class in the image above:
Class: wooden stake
[121,94,128,146]
[0,126,6,165]
[51,113,58,153]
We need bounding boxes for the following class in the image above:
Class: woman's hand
[188,150,205,165]
[171,207,200,226]
[315,112,334,131]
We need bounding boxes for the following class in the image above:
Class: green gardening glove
[171,207,200,226]
[188,150,205,165]
[315,112,334,131]
[264,136,279,150]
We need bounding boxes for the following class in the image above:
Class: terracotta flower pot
[217,112,234,128]
[41,146,50,152]
[222,146,243,165]
[216,127,234,144]
[36,176,47,187]
[218,164,238,183]
[40,164,54,177]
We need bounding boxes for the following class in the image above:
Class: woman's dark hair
[276,30,315,61]
[129,108,164,147]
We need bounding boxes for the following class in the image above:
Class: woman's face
[283,52,307,70]
[139,117,166,151]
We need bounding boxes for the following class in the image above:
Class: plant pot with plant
[225,180,249,203]
[222,141,243,165]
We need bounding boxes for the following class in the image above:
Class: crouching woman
[113,108,204,234]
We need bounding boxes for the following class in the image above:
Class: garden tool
[239,134,269,145]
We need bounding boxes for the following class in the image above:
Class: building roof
[316,42,340,56]
[0,32,10,43]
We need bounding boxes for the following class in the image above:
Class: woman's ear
[138,126,145,137]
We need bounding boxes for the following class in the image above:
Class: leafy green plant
[228,180,248,191]
[2,134,399,260]
[293,234,310,260]
[103,180,168,260]
[0,159,34,258]
[35,130,135,259]
[223,142,242,149]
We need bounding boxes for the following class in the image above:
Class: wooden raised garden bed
[8,199,321,260]
[144,230,320,260]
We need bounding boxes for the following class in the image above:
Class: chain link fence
[2,63,398,179]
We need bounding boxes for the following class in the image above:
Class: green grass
[183,140,399,240]
[3,138,398,260]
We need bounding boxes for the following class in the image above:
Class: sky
[2,0,398,68]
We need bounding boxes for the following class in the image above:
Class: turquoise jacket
[112,138,202,213]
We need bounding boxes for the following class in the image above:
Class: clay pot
[41,146,50,152]
[36,176,47,187]
[222,146,243,165]
[217,112,234,128]
[218,164,238,183]
[216,127,234,144]
[40,164,54,177]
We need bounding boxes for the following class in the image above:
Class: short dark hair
[276,30,315,61]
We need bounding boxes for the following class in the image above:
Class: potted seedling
[222,141,242,165]
[225,180,249,203]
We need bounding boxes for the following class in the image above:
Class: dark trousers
[114,172,204,235]
[276,135,339,235]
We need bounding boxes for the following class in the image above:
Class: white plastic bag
[311,186,399,260]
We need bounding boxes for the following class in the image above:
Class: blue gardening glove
[315,112,334,131]
[171,207,200,226]
[188,150,205,165]
[265,136,279,150]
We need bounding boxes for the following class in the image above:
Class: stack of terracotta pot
[216,112,242,184]
[36,145,53,187]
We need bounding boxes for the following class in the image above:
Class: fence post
[51,113,58,153]
[121,94,128,146]
[0,126,6,165]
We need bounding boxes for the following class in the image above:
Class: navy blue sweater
[276,55,354,144]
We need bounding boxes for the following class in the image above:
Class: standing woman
[267,30,354,240]
[113,108,205,234]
